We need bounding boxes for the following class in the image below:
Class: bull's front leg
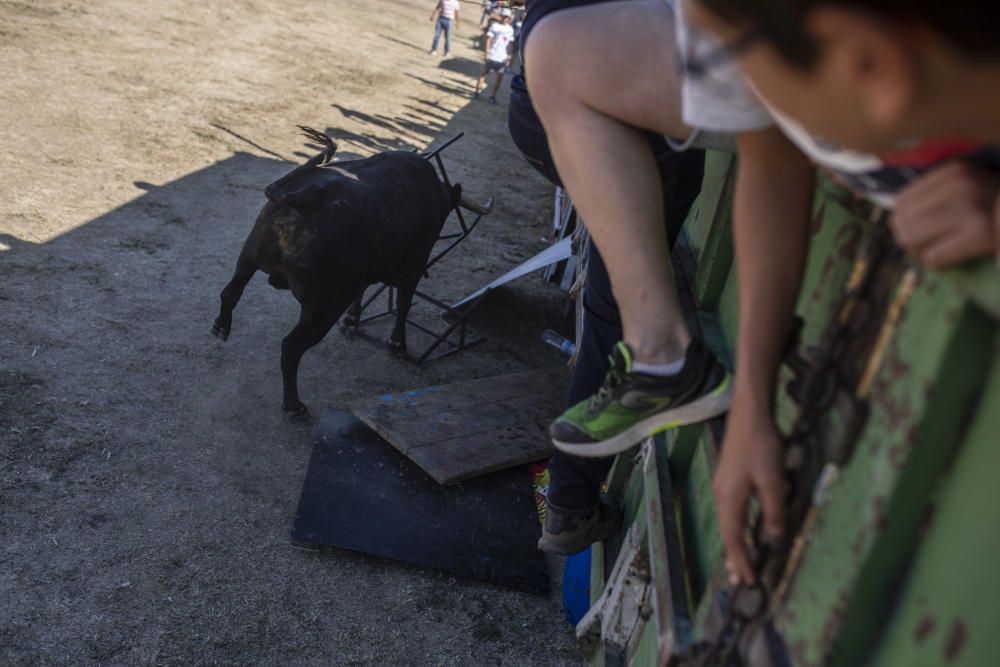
[212,259,257,341]
[280,304,342,418]
[389,285,415,356]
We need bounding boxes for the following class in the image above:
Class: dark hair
[695,0,1000,66]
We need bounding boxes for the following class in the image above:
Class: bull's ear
[449,183,462,209]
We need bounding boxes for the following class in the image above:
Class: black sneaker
[537,495,622,556]
[489,96,497,105]
[549,338,731,458]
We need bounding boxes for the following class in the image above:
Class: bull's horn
[459,194,494,215]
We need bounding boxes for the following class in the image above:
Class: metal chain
[684,211,900,667]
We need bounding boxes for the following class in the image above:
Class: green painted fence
[579,152,1000,666]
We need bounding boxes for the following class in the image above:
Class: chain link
[682,211,900,667]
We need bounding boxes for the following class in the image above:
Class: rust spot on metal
[834,219,863,260]
[880,354,912,385]
[820,590,851,656]
[914,615,936,643]
[918,502,938,538]
[944,620,968,662]
[810,199,828,236]
[873,496,888,531]
[789,639,809,667]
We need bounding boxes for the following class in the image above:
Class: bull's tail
[265,127,339,204]
[297,126,337,165]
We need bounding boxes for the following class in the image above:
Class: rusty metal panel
[584,150,1000,666]
[684,152,734,262]
[872,341,1000,667]
[682,429,723,617]
[776,271,995,666]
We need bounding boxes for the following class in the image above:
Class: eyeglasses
[683,25,767,79]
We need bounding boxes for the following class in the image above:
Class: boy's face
[687,3,925,154]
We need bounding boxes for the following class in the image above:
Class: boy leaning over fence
[678,0,1000,584]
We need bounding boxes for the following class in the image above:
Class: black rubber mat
[291,409,549,594]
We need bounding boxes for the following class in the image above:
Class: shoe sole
[537,535,589,556]
[551,374,732,458]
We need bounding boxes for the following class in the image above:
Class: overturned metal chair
[350,132,495,364]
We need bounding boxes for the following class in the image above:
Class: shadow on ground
[0,62,574,666]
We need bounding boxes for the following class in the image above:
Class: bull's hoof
[282,401,311,421]
[211,320,230,341]
[388,339,407,357]
[340,316,360,336]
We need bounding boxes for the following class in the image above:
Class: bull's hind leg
[339,291,364,336]
[213,260,256,341]
[280,304,344,418]
[389,285,415,356]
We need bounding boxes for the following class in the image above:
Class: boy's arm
[714,126,815,586]
[484,33,493,61]
[429,1,439,21]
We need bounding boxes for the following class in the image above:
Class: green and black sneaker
[550,338,732,457]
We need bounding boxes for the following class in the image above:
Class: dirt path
[0,1,580,663]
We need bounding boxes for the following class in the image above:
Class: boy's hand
[713,403,786,585]
[892,161,1000,269]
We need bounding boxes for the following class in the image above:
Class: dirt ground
[0,1,583,664]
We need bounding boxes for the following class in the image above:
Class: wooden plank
[359,366,566,420]
[407,423,547,485]
[349,367,569,485]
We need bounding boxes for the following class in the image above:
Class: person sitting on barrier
[526,0,1000,585]
[508,0,706,554]
[684,0,1000,270]
[523,0,810,558]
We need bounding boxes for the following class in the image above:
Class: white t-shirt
[487,22,515,63]
[671,0,995,207]
[439,0,460,20]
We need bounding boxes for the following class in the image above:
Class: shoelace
[587,356,626,413]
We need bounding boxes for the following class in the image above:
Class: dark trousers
[507,67,704,510]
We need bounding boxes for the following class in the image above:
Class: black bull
[212,129,490,417]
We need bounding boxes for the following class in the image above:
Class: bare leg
[475,68,488,95]
[526,0,692,363]
[213,259,256,341]
[490,71,504,99]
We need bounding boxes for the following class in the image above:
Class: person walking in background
[480,0,499,26]
[429,0,461,57]
[474,8,514,103]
